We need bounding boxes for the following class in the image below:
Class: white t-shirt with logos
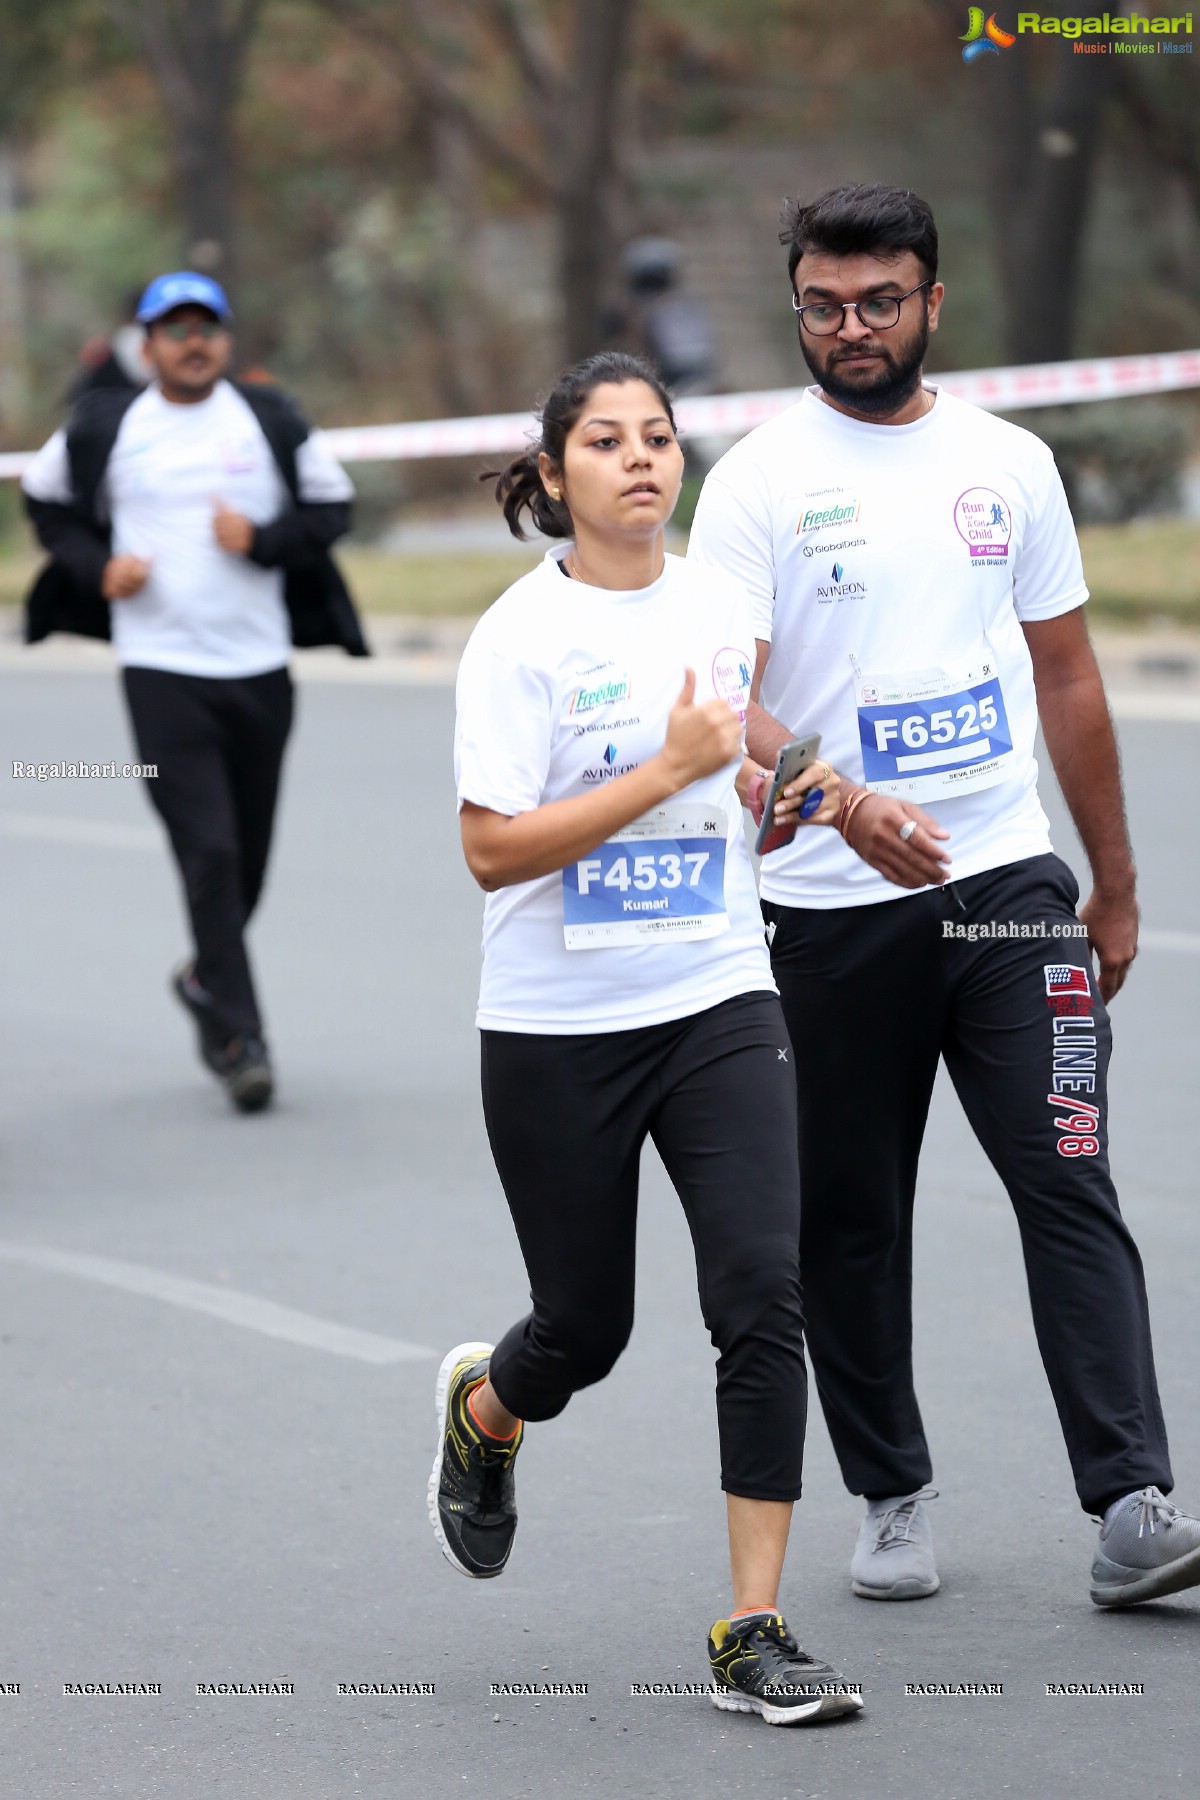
[454,548,775,1033]
[688,386,1088,908]
[23,380,353,679]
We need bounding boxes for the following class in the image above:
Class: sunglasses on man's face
[158,319,225,342]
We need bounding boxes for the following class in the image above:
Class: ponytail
[486,449,574,542]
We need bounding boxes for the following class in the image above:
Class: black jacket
[23,380,369,656]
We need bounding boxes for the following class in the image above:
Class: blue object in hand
[799,787,824,820]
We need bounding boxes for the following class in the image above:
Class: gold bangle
[837,783,864,835]
[839,788,871,846]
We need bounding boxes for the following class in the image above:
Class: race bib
[855,649,1014,800]
[562,804,729,949]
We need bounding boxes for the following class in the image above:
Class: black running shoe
[427,1341,522,1579]
[218,1035,274,1113]
[170,962,227,1073]
[708,1612,863,1726]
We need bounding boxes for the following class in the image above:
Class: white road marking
[0,1244,435,1365]
[1140,929,1200,955]
[1,812,159,850]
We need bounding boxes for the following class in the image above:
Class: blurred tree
[930,1,1117,364]
[558,0,639,359]
[5,0,1196,441]
[101,0,266,287]
[1114,64,1200,223]
[321,0,638,362]
[0,1,72,427]
[987,52,1115,365]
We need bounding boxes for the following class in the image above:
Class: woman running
[430,351,861,1726]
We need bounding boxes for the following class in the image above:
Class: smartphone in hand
[754,732,823,857]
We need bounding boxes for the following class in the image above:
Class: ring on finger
[898,819,918,843]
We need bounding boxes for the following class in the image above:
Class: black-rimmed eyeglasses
[791,280,932,336]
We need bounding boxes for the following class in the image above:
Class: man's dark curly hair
[779,184,938,288]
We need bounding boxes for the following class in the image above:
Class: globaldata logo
[961,7,1016,57]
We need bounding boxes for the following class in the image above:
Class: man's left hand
[1078,884,1139,1002]
[213,499,255,556]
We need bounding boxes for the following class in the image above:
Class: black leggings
[123,663,293,1041]
[481,991,807,1501]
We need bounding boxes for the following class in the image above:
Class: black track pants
[481,992,808,1501]
[764,852,1171,1517]
[122,664,293,1042]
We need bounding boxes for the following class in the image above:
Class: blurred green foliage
[1022,400,1192,526]
[0,0,1195,504]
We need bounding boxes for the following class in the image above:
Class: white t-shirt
[454,549,776,1033]
[688,386,1088,908]
[23,380,354,679]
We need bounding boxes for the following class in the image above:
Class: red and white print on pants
[1044,964,1100,1158]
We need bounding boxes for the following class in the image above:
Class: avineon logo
[816,562,867,602]
[582,746,638,783]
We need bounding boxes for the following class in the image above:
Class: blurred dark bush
[1018,401,1191,525]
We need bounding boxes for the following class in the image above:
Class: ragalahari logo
[961,7,1017,58]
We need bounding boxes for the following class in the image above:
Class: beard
[800,312,929,417]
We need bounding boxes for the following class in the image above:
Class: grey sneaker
[851,1487,940,1600]
[1091,1488,1200,1607]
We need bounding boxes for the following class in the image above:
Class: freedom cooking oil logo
[566,673,632,715]
[796,492,862,535]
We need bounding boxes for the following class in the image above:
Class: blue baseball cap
[136,271,232,326]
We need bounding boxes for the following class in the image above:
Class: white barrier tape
[2,347,1197,479]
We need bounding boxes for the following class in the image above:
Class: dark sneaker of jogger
[219,1035,273,1113]
[428,1343,523,1579]
[171,961,274,1111]
[1091,1487,1200,1606]
[708,1612,864,1726]
[170,962,227,1073]
[428,1347,863,1723]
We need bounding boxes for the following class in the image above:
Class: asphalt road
[2,664,1199,1800]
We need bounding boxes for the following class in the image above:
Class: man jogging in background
[23,270,367,1112]
[688,183,1200,1610]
